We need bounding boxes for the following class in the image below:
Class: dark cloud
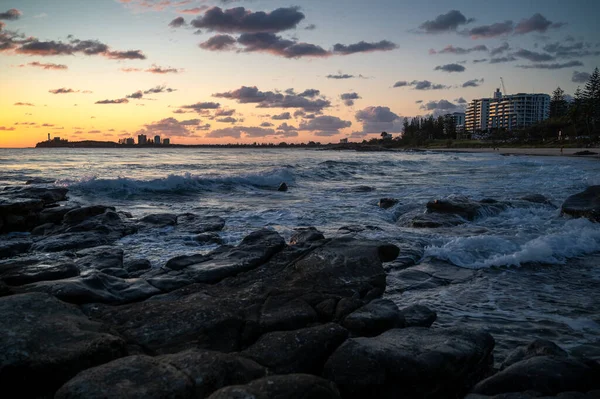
[181,102,221,113]
[272,112,291,120]
[434,44,488,55]
[196,124,211,131]
[411,80,449,90]
[465,21,514,39]
[572,70,591,83]
[304,24,316,30]
[235,32,329,58]
[355,106,402,133]
[472,58,488,63]
[206,126,276,138]
[341,92,360,106]
[0,9,22,21]
[215,108,236,116]
[14,37,146,59]
[126,90,144,99]
[542,41,600,59]
[332,40,397,55]
[393,81,408,88]
[326,73,354,79]
[139,117,199,137]
[293,110,315,119]
[514,49,555,62]
[276,122,298,132]
[298,89,320,98]
[213,86,331,112]
[299,115,351,135]
[515,13,564,34]
[88,130,101,134]
[260,122,274,127]
[419,99,465,117]
[179,119,201,126]
[462,78,484,88]
[434,63,465,73]
[455,97,467,104]
[190,6,305,33]
[415,100,423,104]
[516,60,583,69]
[199,34,237,50]
[95,98,129,104]
[418,10,473,33]
[169,17,186,28]
[144,85,177,94]
[146,64,182,73]
[104,50,146,60]
[14,102,34,106]
[216,116,238,123]
[179,7,210,15]
[490,42,510,56]
[49,88,76,94]
[490,56,517,64]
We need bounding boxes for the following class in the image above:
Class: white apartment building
[465,89,550,133]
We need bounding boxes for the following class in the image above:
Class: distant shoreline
[422,147,600,158]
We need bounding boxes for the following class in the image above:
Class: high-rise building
[163,138,170,145]
[465,89,550,133]
[138,134,147,145]
[154,135,161,144]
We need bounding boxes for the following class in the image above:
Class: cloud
[13,37,147,59]
[14,102,34,106]
[462,78,484,88]
[95,98,129,104]
[299,115,351,134]
[472,58,487,63]
[144,85,177,94]
[332,40,397,55]
[272,112,291,120]
[206,125,276,138]
[120,67,143,72]
[88,130,101,134]
[180,102,221,113]
[516,60,583,69]
[49,88,77,94]
[214,86,331,112]
[513,49,555,62]
[0,9,22,21]
[542,41,600,59]
[490,56,517,64]
[19,61,68,70]
[434,44,488,55]
[490,42,510,56]
[199,34,237,50]
[146,64,182,73]
[434,63,465,72]
[572,70,591,83]
[455,97,467,104]
[326,73,354,79]
[236,32,329,58]
[298,89,320,98]
[355,106,402,133]
[169,17,186,28]
[215,108,235,116]
[419,99,465,116]
[465,21,514,39]
[179,7,209,15]
[190,6,305,33]
[138,117,200,137]
[515,13,564,34]
[216,116,238,123]
[0,126,16,131]
[126,90,144,99]
[393,81,408,88]
[412,80,449,90]
[304,24,316,30]
[260,122,274,127]
[104,50,146,60]
[340,92,360,106]
[418,10,473,33]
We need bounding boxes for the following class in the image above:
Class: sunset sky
[1,0,599,147]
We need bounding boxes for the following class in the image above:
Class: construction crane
[500,77,507,95]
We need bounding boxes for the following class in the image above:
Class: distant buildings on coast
[117,134,171,146]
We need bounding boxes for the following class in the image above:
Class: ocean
[1,147,599,363]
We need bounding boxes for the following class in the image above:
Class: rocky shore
[1,181,599,398]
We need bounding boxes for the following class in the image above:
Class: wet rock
[124,258,152,273]
[0,236,31,258]
[399,304,437,327]
[334,297,364,321]
[342,299,405,337]
[386,261,476,294]
[289,227,325,245]
[63,205,115,225]
[260,296,318,332]
[0,253,79,286]
[39,205,80,224]
[323,327,495,399]
[208,374,341,399]
[31,231,113,252]
[25,177,56,185]
[378,197,399,209]
[427,195,508,221]
[383,239,426,271]
[0,292,127,398]
[31,222,58,235]
[521,194,553,206]
[177,214,225,234]
[54,355,194,399]
[411,212,467,228]
[101,267,129,278]
[501,339,569,370]
[18,270,161,304]
[278,182,288,192]
[66,210,137,237]
[3,185,68,204]
[75,246,124,271]
[139,213,178,227]
[337,225,382,235]
[561,186,600,222]
[471,356,600,396]
[194,232,223,245]
[0,197,45,233]
[242,323,348,374]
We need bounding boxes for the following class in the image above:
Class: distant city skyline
[1,0,599,147]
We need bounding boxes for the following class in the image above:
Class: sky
[0,0,599,147]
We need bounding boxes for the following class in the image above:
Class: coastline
[422,147,600,158]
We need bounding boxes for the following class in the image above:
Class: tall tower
[48,133,51,141]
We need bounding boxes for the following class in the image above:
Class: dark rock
[342,299,405,337]
[101,267,130,278]
[337,225,382,235]
[0,197,45,233]
[242,323,348,374]
[290,227,325,245]
[0,253,79,286]
[383,239,426,271]
[399,304,437,327]
[427,195,508,221]
[166,253,208,270]
[472,356,600,396]
[124,258,152,273]
[63,205,115,225]
[208,374,341,399]
[574,151,598,156]
[502,339,568,370]
[75,245,124,271]
[323,327,494,398]
[334,297,364,321]
[25,177,56,185]
[31,222,57,235]
[0,236,31,258]
[521,194,553,205]
[378,198,399,209]
[194,232,223,245]
[18,270,161,304]
[139,213,178,227]
[177,214,225,234]
[410,212,467,228]
[278,182,288,192]
[3,185,68,204]
[0,281,12,296]
[39,205,80,224]
[386,261,476,295]
[0,292,127,398]
[54,355,194,399]
[31,231,112,252]
[561,186,600,222]
[260,296,318,331]
[315,298,338,321]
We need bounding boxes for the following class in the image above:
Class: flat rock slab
[0,252,79,286]
[0,292,127,398]
[323,327,494,399]
[208,374,341,399]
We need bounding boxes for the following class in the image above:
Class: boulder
[139,213,178,227]
[471,356,600,396]
[194,232,223,245]
[426,195,508,221]
[0,253,79,286]
[177,214,225,234]
[2,185,68,204]
[0,197,45,233]
[561,186,600,222]
[289,227,325,245]
[208,374,341,399]
[323,327,494,398]
[410,212,467,228]
[31,231,113,252]
[520,194,553,206]
[501,339,568,370]
[242,323,348,374]
[278,182,288,192]
[0,236,31,258]
[378,198,399,209]
[399,304,437,327]
[63,205,115,225]
[342,299,405,337]
[39,205,80,224]
[0,293,127,398]
[124,258,152,273]
[75,245,124,272]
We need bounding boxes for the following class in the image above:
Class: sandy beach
[426,147,600,158]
